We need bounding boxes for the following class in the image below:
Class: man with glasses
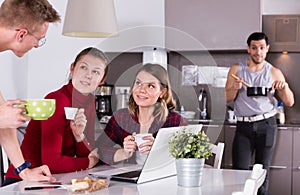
[0,0,60,183]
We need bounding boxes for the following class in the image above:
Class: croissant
[71,177,108,193]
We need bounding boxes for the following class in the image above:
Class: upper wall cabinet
[165,0,262,51]
[263,15,300,52]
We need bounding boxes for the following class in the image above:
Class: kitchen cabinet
[201,124,224,167]
[269,127,293,195]
[263,15,300,52]
[202,124,224,144]
[292,127,300,195]
[165,0,261,51]
[222,126,294,195]
[223,125,236,169]
[221,124,299,195]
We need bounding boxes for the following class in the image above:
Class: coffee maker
[95,84,113,121]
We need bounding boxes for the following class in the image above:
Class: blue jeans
[232,116,277,195]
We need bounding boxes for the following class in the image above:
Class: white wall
[1,0,299,100]
[0,0,102,99]
[26,1,101,99]
[0,51,28,99]
[0,0,164,99]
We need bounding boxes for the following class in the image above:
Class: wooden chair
[231,164,267,195]
[205,142,225,169]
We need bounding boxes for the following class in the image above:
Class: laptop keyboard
[112,169,142,178]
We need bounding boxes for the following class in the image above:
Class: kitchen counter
[186,118,300,127]
[186,119,225,125]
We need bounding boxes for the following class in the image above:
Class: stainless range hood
[263,15,300,52]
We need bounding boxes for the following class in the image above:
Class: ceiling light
[62,0,118,38]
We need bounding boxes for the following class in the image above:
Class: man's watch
[13,161,31,175]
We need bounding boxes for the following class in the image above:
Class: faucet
[198,88,207,119]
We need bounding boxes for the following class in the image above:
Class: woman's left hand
[123,133,137,157]
[70,108,87,142]
[88,148,99,169]
[138,135,155,154]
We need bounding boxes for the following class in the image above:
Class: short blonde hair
[0,0,60,32]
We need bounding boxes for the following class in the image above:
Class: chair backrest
[250,164,266,194]
[0,127,25,184]
[231,164,267,195]
[0,146,10,185]
[210,142,225,169]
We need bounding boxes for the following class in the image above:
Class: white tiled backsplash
[197,66,229,87]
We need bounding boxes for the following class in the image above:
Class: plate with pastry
[69,176,109,193]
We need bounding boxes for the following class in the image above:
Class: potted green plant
[168,126,212,187]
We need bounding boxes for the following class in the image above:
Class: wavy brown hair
[128,63,176,123]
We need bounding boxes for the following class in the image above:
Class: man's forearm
[279,85,294,107]
[225,87,239,103]
[0,128,25,168]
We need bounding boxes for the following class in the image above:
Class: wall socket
[115,86,131,94]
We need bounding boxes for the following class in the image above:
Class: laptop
[90,124,203,184]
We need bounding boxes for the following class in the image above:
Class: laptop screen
[91,124,203,184]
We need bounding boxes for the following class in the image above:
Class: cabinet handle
[297,167,300,170]
[204,125,219,128]
[269,165,287,169]
[277,127,288,130]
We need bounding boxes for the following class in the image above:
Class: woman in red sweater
[3,47,108,185]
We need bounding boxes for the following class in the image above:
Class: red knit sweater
[5,81,96,179]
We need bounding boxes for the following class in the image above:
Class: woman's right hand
[123,132,137,158]
[70,108,87,142]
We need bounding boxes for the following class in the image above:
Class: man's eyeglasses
[15,28,46,47]
[28,31,46,47]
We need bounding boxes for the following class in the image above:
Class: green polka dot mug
[19,99,56,120]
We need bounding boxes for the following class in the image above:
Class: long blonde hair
[128,63,176,123]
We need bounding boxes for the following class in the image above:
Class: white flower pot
[176,158,204,187]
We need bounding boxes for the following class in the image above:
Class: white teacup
[64,107,78,120]
[134,133,152,150]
